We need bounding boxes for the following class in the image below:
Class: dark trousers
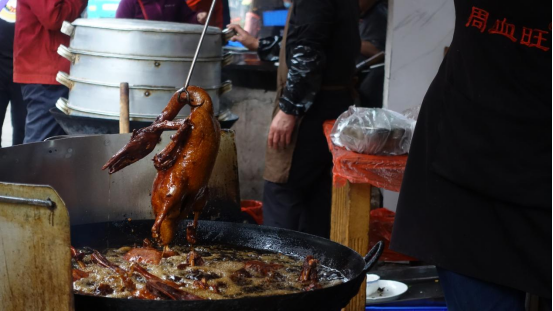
[21,84,67,144]
[263,91,352,239]
[0,80,26,146]
[437,267,552,311]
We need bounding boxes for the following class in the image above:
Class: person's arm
[257,36,282,62]
[227,24,259,50]
[359,2,387,58]
[268,0,334,149]
[30,0,87,31]
[227,24,281,61]
[115,0,135,19]
[279,0,333,116]
[361,41,381,58]
[179,2,206,24]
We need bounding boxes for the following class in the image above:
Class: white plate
[366,279,408,305]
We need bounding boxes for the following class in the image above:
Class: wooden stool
[323,120,408,311]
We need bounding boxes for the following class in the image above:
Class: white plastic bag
[402,104,421,121]
[330,107,416,155]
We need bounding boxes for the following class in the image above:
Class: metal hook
[177,87,203,107]
[177,88,190,104]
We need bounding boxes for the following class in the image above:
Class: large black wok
[72,220,383,311]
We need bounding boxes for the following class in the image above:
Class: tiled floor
[1,103,13,147]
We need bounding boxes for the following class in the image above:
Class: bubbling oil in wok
[72,244,347,300]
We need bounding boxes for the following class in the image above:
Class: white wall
[383,0,455,211]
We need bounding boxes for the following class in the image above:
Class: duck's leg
[153,118,193,171]
[186,188,209,245]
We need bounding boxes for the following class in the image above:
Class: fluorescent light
[102,4,119,11]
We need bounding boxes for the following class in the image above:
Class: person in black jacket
[0,2,26,147]
[391,0,551,309]
[262,0,360,238]
[229,0,360,238]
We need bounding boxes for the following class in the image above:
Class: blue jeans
[21,84,67,143]
[437,267,551,311]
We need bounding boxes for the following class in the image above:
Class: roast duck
[92,87,326,301]
[102,86,221,246]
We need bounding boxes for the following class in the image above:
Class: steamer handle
[56,98,70,115]
[222,28,237,43]
[61,21,75,36]
[218,80,232,96]
[56,72,75,90]
[222,53,233,67]
[362,241,384,274]
[57,45,76,63]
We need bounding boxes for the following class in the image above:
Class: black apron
[391,0,551,297]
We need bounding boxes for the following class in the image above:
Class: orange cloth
[323,120,408,191]
[186,0,223,29]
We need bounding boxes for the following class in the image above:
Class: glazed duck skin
[151,87,221,246]
[102,86,221,246]
[102,90,189,174]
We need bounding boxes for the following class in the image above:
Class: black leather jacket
[257,0,360,116]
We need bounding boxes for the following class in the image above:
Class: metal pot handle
[222,53,233,67]
[222,28,237,43]
[56,72,75,90]
[61,21,75,36]
[57,45,76,63]
[362,241,384,274]
[218,80,233,96]
[55,98,70,115]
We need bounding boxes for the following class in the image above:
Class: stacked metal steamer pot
[55,18,233,122]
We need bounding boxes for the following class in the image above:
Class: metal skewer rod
[183,0,218,89]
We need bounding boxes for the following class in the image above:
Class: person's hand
[226,24,259,51]
[268,110,297,150]
[197,11,207,24]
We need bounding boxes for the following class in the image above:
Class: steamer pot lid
[70,18,221,35]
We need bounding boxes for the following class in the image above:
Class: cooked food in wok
[102,86,221,247]
[71,243,346,300]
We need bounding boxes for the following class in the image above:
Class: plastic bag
[330,107,416,155]
[323,121,408,192]
[402,104,421,121]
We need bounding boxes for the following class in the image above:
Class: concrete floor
[1,103,13,147]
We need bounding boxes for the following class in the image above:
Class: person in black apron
[262,0,361,238]
[391,0,551,309]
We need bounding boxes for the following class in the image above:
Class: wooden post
[119,82,130,134]
[331,177,372,311]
